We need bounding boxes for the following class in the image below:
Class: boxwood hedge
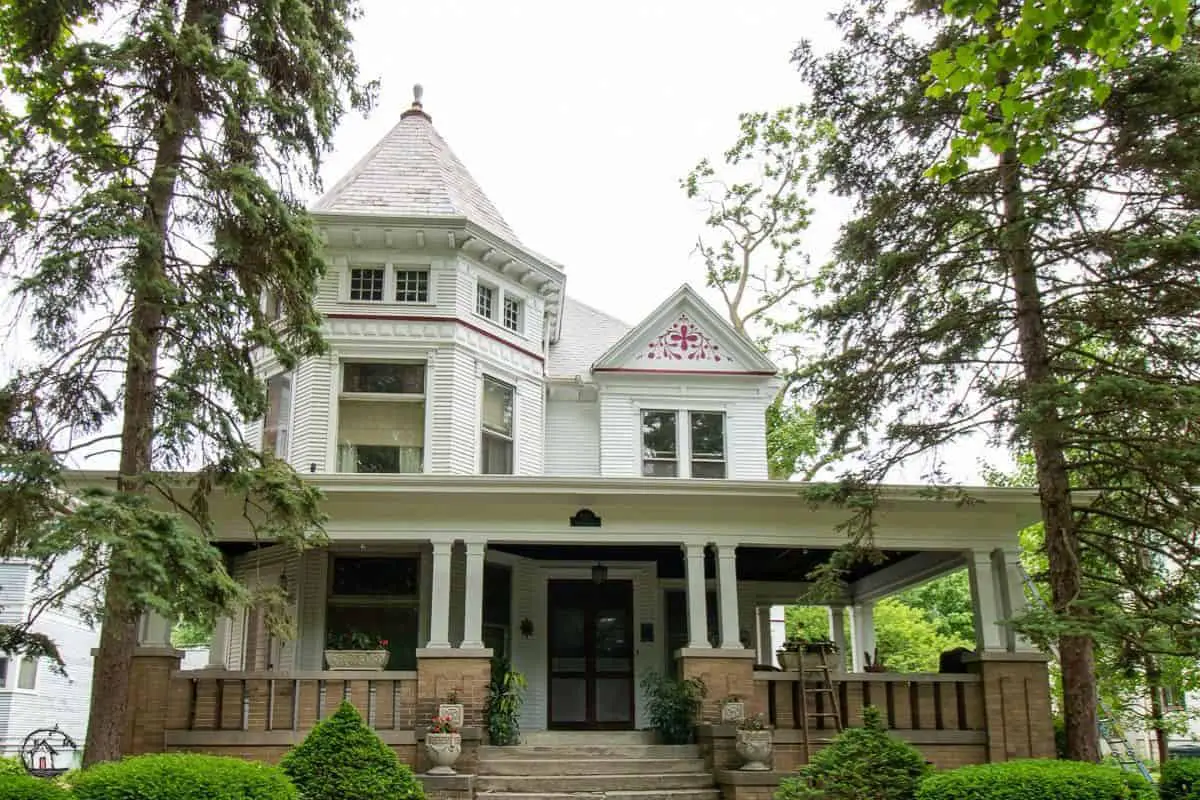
[71,753,296,800]
[1162,757,1200,800]
[916,759,1154,800]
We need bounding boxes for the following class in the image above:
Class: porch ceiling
[488,543,920,583]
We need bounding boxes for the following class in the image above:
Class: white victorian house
[96,93,1055,782]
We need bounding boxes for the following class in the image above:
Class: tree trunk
[1145,656,1168,766]
[998,144,1100,762]
[82,0,207,765]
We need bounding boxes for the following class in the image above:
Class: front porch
[114,477,1056,793]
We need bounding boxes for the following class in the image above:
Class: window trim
[480,375,516,475]
[502,294,523,333]
[325,554,421,670]
[394,267,431,304]
[641,409,680,477]
[348,265,386,302]
[637,406,729,479]
[689,411,727,479]
[336,360,428,475]
[341,262,436,305]
[476,281,497,321]
[262,372,293,460]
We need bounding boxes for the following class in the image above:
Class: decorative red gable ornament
[645,314,722,362]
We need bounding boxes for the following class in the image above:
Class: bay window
[337,362,425,473]
[481,377,514,474]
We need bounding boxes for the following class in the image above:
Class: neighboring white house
[97,87,1045,736]
[0,560,97,760]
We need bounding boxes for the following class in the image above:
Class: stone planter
[720,701,746,724]
[735,729,773,771]
[324,649,389,671]
[777,650,801,671]
[425,732,462,775]
[438,703,465,730]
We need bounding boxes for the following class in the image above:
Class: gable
[592,285,777,375]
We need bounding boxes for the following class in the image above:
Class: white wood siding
[510,559,541,733]
[455,256,545,349]
[297,549,329,670]
[425,348,478,473]
[596,381,775,480]
[516,378,544,475]
[227,547,301,671]
[544,399,600,475]
[290,355,334,472]
[0,563,30,624]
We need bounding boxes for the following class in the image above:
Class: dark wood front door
[547,579,635,729]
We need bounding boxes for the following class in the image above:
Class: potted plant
[720,694,746,724]
[324,630,389,671]
[641,672,706,745]
[777,636,805,671]
[486,657,527,746]
[864,648,888,673]
[424,713,462,774]
[735,713,772,771]
[438,687,464,730]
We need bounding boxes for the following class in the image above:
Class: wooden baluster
[292,679,301,731]
[216,679,225,731]
[241,680,250,731]
[267,678,276,731]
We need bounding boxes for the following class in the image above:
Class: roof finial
[402,83,431,121]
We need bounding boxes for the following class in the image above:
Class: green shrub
[486,657,528,746]
[776,706,929,800]
[641,672,706,745]
[915,759,1155,800]
[281,700,424,800]
[1162,758,1200,800]
[0,757,26,776]
[72,753,296,800]
[0,773,70,800]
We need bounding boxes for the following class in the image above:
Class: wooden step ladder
[798,647,843,762]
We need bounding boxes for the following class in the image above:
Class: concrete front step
[477,792,721,800]
[520,730,657,746]
[478,744,702,760]
[480,757,706,776]
[475,773,716,794]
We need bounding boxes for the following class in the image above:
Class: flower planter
[777,650,801,671]
[736,729,773,771]
[324,649,389,671]
[438,703,465,730]
[721,701,746,724]
[425,732,462,775]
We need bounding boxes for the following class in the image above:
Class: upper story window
[263,373,292,459]
[503,296,522,333]
[690,412,726,478]
[349,267,385,301]
[326,556,420,670]
[477,283,495,319]
[337,362,425,474]
[642,410,727,478]
[17,657,36,690]
[395,269,429,303]
[481,376,514,474]
[264,290,284,321]
[0,657,7,688]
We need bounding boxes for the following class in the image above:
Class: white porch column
[715,543,741,649]
[756,606,772,663]
[206,616,232,668]
[770,606,786,667]
[461,540,487,649]
[138,611,174,648]
[684,543,711,649]
[827,606,848,671]
[968,547,1005,652]
[427,539,453,649]
[997,548,1036,652]
[849,602,875,671]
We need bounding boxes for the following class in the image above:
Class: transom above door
[547,579,635,730]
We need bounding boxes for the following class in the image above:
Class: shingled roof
[312,86,521,246]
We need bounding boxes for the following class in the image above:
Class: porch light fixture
[591,563,608,584]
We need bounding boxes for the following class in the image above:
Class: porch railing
[753,671,986,733]
[166,671,419,734]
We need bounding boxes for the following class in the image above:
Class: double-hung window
[349,267,385,301]
[347,265,430,304]
[325,556,420,670]
[476,283,496,319]
[337,362,425,473]
[395,269,429,303]
[641,410,727,478]
[502,296,522,333]
[481,377,514,474]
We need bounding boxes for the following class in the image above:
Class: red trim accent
[326,313,545,363]
[592,367,776,376]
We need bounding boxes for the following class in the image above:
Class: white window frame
[0,655,39,693]
[479,375,516,475]
[394,267,431,304]
[348,265,386,302]
[476,281,497,321]
[636,406,729,479]
[641,409,680,477]
[336,360,428,474]
[502,294,523,333]
[341,262,436,305]
[19,657,39,690]
[688,411,727,479]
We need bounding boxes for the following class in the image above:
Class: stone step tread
[478,745,701,759]
[475,773,716,792]
[479,758,707,775]
[476,791,721,800]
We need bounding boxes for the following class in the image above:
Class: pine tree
[0,0,374,764]
[793,0,1200,760]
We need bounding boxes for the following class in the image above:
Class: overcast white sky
[314,0,847,324]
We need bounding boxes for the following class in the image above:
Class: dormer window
[476,283,495,319]
[349,267,385,301]
[503,295,523,333]
[395,269,429,303]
